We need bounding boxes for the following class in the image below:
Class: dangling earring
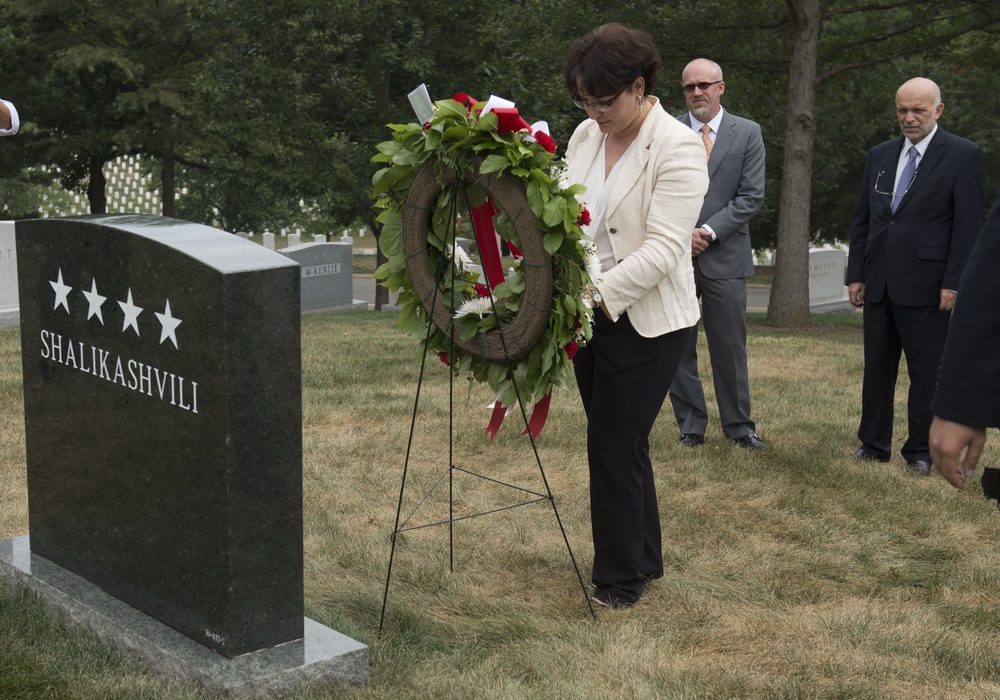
[637,95,644,110]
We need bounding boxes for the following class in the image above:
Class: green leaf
[542,197,567,228]
[479,154,510,175]
[543,232,563,255]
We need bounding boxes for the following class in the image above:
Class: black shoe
[906,459,931,476]
[732,432,765,451]
[851,447,890,463]
[678,433,705,447]
[590,587,639,609]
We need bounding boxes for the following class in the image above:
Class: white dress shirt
[687,107,726,239]
[894,124,937,191]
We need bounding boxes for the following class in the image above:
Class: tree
[768,0,821,325]
[0,0,209,215]
[659,0,1000,326]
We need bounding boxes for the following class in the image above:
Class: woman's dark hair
[564,23,663,99]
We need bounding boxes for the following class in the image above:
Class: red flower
[422,121,432,131]
[473,284,490,298]
[577,208,591,227]
[535,131,557,154]
[565,341,579,360]
[439,352,450,366]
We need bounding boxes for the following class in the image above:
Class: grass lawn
[2,311,1000,699]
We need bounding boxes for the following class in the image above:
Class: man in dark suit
[847,77,985,475]
[930,195,1000,489]
[668,58,766,451]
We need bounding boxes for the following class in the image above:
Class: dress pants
[859,295,950,463]
[669,263,754,439]
[574,311,693,605]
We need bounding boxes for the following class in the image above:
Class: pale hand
[930,416,987,490]
[848,282,865,308]
[939,289,957,311]
[691,229,712,257]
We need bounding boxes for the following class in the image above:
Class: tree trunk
[162,149,176,218]
[87,157,108,214]
[767,0,821,326]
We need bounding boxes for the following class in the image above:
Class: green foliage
[0,0,206,211]
[372,98,597,408]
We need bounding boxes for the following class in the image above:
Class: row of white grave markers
[29,157,374,243]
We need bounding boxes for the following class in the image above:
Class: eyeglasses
[682,80,722,93]
[571,86,629,113]
[874,164,920,197]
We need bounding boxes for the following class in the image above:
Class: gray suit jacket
[680,109,765,279]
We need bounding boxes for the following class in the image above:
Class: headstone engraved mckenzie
[2,214,366,693]
[279,241,363,313]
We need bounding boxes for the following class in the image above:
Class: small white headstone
[313,234,327,243]
[0,221,18,312]
[808,247,849,307]
[263,232,276,250]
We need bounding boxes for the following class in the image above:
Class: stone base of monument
[0,536,368,697]
[0,307,18,328]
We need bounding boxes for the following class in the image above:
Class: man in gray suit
[668,58,766,450]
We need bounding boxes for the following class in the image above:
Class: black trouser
[859,296,950,463]
[574,311,694,604]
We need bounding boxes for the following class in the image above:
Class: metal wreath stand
[378,157,596,637]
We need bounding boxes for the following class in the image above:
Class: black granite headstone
[16,215,303,658]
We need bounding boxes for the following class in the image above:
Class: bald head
[896,77,944,144]
[682,59,725,122]
[683,59,723,83]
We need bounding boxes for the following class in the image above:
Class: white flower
[453,296,494,320]
[449,244,475,272]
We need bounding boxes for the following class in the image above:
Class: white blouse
[580,136,635,276]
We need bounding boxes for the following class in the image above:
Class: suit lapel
[894,129,946,215]
[566,125,604,190]
[877,139,904,215]
[678,110,727,177]
[606,103,657,219]
[706,113,736,178]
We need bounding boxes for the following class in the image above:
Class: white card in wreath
[408,83,434,124]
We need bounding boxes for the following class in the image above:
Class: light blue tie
[891,146,919,213]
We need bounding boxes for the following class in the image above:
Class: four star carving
[48,270,183,349]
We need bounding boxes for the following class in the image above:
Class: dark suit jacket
[932,194,1000,427]
[847,127,985,307]
[680,110,765,280]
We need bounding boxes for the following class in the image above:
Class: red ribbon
[449,91,554,439]
[521,390,552,440]
[469,198,505,288]
[483,400,508,441]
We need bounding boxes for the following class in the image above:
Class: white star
[49,269,72,313]
[82,278,107,325]
[154,299,182,349]
[118,288,143,336]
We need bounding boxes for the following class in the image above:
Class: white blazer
[566,96,708,337]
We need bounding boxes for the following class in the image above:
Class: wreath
[372,93,600,437]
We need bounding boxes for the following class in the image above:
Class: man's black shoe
[732,432,766,451]
[678,433,705,447]
[851,447,890,463]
